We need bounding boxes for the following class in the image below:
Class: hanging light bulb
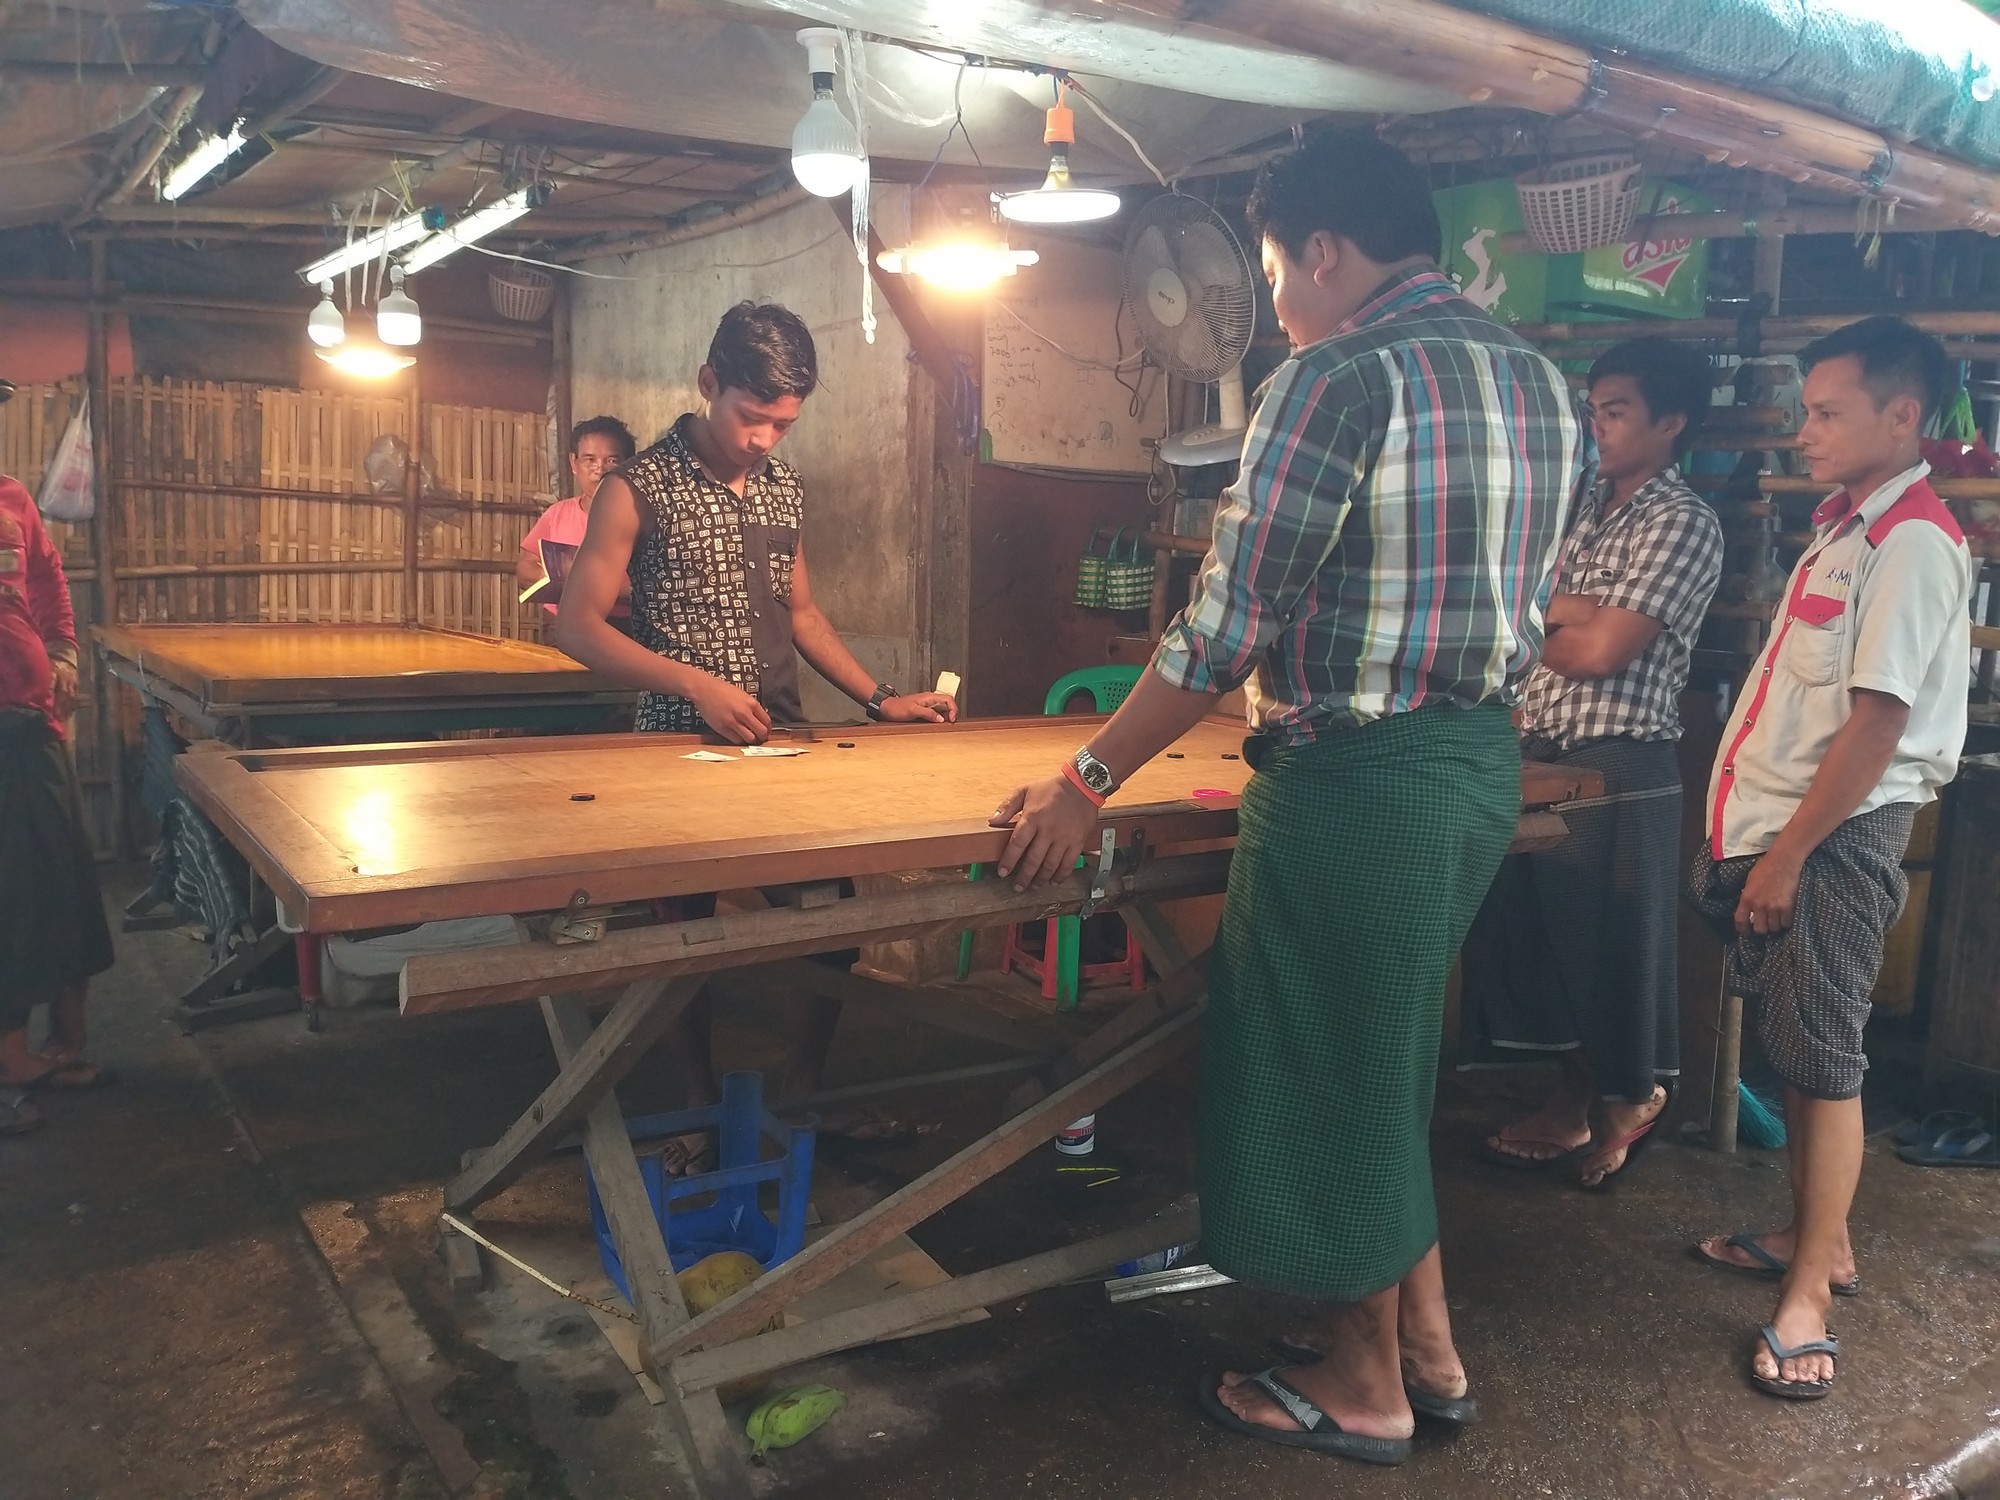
[316,329,415,379]
[997,84,1121,225]
[876,242,1040,292]
[879,199,1037,292]
[307,280,346,348]
[376,265,422,346]
[790,28,865,198]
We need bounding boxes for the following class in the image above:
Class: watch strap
[865,683,899,721]
[1061,760,1108,807]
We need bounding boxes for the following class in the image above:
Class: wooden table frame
[94,622,632,747]
[173,725,1599,1499]
[98,623,632,1029]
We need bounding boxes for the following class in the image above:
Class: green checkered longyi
[1198,702,1519,1301]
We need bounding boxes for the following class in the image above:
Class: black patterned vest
[620,414,805,733]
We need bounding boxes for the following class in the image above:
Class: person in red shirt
[0,464,115,1134]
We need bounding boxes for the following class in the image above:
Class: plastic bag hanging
[36,402,95,524]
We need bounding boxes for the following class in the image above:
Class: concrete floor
[4,879,1999,1500]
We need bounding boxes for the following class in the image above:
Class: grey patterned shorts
[1687,803,1915,1101]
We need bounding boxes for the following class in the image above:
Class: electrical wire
[913,62,981,194]
[448,227,849,280]
[1064,81,1169,188]
[991,301,1146,371]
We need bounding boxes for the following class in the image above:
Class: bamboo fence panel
[257,387,411,624]
[3,378,551,851]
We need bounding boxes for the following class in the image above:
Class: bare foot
[0,1049,98,1090]
[1215,1365,1413,1441]
[1396,1312,1469,1402]
[1752,1288,1837,1389]
[1485,1091,1593,1164]
[1578,1085,1667,1187]
[1697,1229,1857,1291]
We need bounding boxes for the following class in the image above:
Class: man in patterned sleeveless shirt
[555,301,959,1156]
[556,300,956,739]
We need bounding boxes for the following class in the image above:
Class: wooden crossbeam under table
[440,883,1214,1499]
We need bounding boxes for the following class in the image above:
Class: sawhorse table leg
[542,994,752,1500]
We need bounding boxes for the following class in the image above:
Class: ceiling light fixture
[398,184,552,274]
[876,238,1039,293]
[789,28,866,198]
[316,331,415,379]
[307,280,346,348]
[376,266,421,346]
[299,207,446,283]
[161,120,249,202]
[997,83,1121,225]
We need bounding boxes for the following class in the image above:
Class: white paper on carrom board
[739,745,808,757]
[682,750,734,761]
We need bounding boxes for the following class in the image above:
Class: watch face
[1075,751,1114,793]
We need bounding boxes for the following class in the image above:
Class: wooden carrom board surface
[94,623,608,707]
[175,718,1596,935]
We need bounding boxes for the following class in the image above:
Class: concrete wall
[570,193,933,720]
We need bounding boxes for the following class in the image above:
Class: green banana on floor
[745,1383,846,1460]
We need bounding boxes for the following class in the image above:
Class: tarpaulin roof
[1459,0,2000,171]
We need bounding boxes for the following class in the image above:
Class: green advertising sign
[1435,177,1713,325]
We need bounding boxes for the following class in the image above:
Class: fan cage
[1123,198,1257,383]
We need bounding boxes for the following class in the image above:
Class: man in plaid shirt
[1465,337,1724,1188]
[990,129,1581,1465]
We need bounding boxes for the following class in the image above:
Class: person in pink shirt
[0,461,115,1135]
[518,416,637,619]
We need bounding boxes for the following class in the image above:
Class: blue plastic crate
[586,1071,816,1295]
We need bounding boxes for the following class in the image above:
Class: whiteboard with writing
[982,243,1164,476]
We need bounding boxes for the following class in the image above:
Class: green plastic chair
[1041,665,1143,716]
[959,666,1147,1007]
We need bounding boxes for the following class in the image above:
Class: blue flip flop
[1691,1232,1863,1297]
[1893,1110,1985,1149]
[1267,1336,1480,1424]
[1750,1325,1839,1400]
[1896,1123,1999,1168]
[1196,1369,1412,1465]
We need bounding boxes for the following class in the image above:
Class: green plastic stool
[957,666,1148,1006]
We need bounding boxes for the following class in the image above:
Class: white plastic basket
[487,263,554,322]
[1514,155,1644,255]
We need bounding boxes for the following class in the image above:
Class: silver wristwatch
[1072,745,1116,797]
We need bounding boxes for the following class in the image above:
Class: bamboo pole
[109,477,550,515]
[92,559,515,580]
[403,368,423,627]
[1517,310,2000,343]
[84,242,130,858]
[554,186,810,263]
[1092,0,2000,231]
[0,288,547,347]
[551,274,573,493]
[1494,206,1956,255]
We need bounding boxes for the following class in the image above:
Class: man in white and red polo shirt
[1689,317,1971,1403]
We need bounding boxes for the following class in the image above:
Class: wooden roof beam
[1086,0,2000,232]
[0,61,206,86]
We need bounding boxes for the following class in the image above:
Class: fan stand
[1157,364,1248,468]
